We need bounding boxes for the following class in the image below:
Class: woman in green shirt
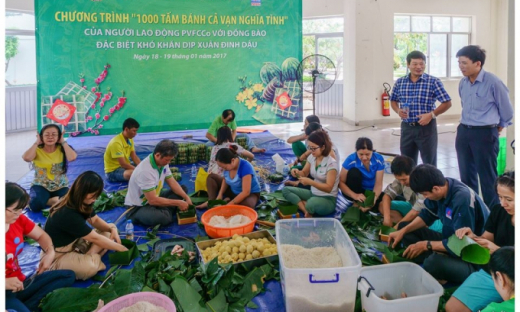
[481,246,515,312]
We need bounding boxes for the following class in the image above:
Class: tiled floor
[5,112,462,186]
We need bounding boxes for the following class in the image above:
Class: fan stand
[311,69,320,116]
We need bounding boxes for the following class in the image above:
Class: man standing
[389,164,489,285]
[124,140,192,226]
[391,51,452,167]
[206,109,265,153]
[104,118,141,182]
[455,45,513,208]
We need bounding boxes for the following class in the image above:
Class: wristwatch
[427,241,433,251]
[431,111,437,119]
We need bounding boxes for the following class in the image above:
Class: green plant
[5,36,19,85]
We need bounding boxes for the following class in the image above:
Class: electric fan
[297,54,337,115]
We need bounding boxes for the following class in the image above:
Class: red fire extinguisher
[382,82,391,117]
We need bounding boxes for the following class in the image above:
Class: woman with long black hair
[22,124,77,212]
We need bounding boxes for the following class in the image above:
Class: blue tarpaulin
[17,129,301,311]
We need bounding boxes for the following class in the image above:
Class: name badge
[445,208,453,219]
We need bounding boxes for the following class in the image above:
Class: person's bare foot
[196,202,208,209]
[252,147,266,153]
[284,180,298,186]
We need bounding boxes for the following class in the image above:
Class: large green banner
[35,0,302,136]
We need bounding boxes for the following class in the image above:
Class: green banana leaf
[380,225,397,235]
[447,235,490,264]
[190,190,209,206]
[208,200,227,208]
[206,289,229,312]
[341,206,361,224]
[359,190,376,208]
[40,288,118,312]
[108,239,140,265]
[171,277,208,312]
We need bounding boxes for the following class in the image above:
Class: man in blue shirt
[389,165,489,284]
[390,51,452,167]
[455,46,513,208]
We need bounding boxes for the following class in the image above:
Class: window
[303,17,344,81]
[5,11,37,86]
[393,15,471,79]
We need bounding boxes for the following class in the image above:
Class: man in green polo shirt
[104,118,141,182]
[206,109,265,153]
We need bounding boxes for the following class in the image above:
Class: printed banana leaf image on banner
[35,0,302,136]
[447,234,491,265]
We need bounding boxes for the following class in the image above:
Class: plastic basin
[98,292,176,312]
[200,205,258,238]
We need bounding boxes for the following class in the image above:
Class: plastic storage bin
[200,205,257,238]
[357,262,443,312]
[98,292,176,312]
[276,218,361,312]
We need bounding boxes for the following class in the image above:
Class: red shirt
[5,215,35,281]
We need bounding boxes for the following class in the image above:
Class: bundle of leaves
[40,244,279,312]
[340,206,407,266]
[93,189,127,213]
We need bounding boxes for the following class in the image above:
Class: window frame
[303,16,344,81]
[393,15,471,79]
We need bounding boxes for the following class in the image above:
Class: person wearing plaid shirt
[390,51,452,167]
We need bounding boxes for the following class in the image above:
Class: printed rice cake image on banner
[270,81,302,120]
[41,81,96,133]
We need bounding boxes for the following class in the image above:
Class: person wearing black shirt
[388,164,490,284]
[446,172,515,312]
[44,171,128,280]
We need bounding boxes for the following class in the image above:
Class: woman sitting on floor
[44,171,128,280]
[282,130,339,218]
[285,122,340,187]
[197,146,261,209]
[339,137,384,212]
[207,126,254,175]
[22,124,77,212]
[287,114,320,170]
[6,182,75,312]
[446,172,515,312]
[482,246,515,312]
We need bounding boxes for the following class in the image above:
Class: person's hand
[398,109,408,119]
[354,193,366,203]
[474,237,499,253]
[185,197,193,206]
[118,244,129,252]
[388,229,405,249]
[403,241,427,259]
[37,248,55,274]
[393,222,401,230]
[6,277,24,292]
[58,131,66,144]
[109,226,121,244]
[216,195,223,201]
[455,227,476,240]
[177,201,189,211]
[383,217,393,228]
[291,168,300,178]
[35,132,43,145]
[298,177,312,186]
[359,206,371,213]
[498,126,504,134]
[417,113,433,126]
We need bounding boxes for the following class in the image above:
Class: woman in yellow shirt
[22,124,77,212]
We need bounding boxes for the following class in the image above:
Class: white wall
[346,0,510,125]
[6,0,33,12]
[303,0,344,18]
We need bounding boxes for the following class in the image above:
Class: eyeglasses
[7,207,28,215]
[307,145,321,152]
[43,134,59,138]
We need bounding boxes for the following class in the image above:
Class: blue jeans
[29,186,69,212]
[105,167,126,182]
[6,270,75,312]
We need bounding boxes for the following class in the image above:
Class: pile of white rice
[280,244,343,268]
[118,301,168,312]
[208,214,252,228]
